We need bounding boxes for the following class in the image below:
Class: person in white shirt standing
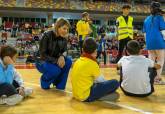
[117,40,161,97]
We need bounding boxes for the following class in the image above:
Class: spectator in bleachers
[1,30,7,45]
[11,24,17,38]
[0,25,4,31]
[70,34,79,51]
[0,0,151,13]
[98,26,106,35]
[97,34,107,65]
[70,23,76,35]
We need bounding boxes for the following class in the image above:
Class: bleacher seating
[0,0,150,13]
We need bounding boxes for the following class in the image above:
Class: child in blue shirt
[143,2,165,84]
[96,34,107,65]
[0,45,33,105]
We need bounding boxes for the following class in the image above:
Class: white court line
[25,82,152,114]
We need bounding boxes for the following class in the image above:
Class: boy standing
[113,4,133,63]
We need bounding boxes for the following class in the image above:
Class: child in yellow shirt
[71,38,119,102]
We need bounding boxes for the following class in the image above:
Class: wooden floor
[1,66,165,114]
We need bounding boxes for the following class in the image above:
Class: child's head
[126,40,140,55]
[122,4,131,16]
[83,38,97,58]
[82,12,89,21]
[0,45,17,62]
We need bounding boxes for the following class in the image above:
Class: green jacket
[90,24,97,39]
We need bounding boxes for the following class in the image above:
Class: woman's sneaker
[0,94,23,106]
[24,87,33,97]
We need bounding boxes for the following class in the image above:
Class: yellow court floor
[0,68,165,114]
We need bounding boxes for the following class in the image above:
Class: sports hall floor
[0,63,165,114]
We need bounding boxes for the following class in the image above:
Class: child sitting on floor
[117,40,161,97]
[71,38,119,102]
[0,45,33,105]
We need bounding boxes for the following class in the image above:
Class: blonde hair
[82,12,89,18]
[54,18,71,36]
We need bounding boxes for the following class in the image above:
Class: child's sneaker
[1,94,23,106]
[0,99,4,105]
[24,87,33,97]
[0,96,5,105]
[0,95,7,105]
[98,92,120,101]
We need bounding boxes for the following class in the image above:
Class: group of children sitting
[0,38,161,105]
[71,38,160,101]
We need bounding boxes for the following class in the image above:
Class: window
[31,18,35,22]
[36,18,40,23]
[41,18,46,23]
[9,17,13,22]
[108,20,115,25]
[14,17,19,23]
[20,18,25,22]
[74,19,78,24]
[54,18,57,22]
[25,18,30,22]
[95,20,100,25]
[2,17,8,22]
[69,19,73,25]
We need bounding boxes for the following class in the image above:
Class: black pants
[84,80,119,102]
[78,35,84,54]
[116,37,131,62]
[79,40,84,54]
[0,81,20,97]
[96,51,106,65]
[120,67,157,97]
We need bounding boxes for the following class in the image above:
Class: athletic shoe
[24,87,33,97]
[0,94,23,106]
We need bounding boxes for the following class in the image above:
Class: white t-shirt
[118,55,154,94]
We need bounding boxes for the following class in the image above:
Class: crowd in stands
[1,18,146,61]
[0,21,44,62]
[0,0,150,13]
[0,7,147,65]
[0,19,146,64]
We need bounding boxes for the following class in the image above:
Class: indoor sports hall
[0,0,165,114]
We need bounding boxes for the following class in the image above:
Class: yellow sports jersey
[71,57,101,101]
[76,20,90,40]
